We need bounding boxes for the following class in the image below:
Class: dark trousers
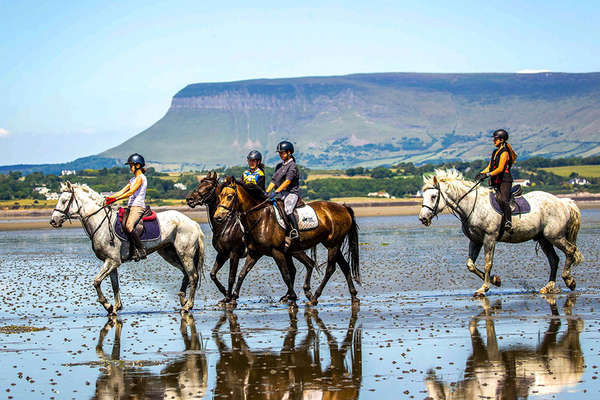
[496,181,512,225]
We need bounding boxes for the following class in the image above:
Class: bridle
[188,178,218,208]
[217,181,272,234]
[421,179,482,224]
[53,187,116,246]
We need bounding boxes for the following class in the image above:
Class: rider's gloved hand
[105,196,117,205]
[475,172,488,181]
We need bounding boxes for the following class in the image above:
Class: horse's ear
[432,176,438,185]
[65,181,72,190]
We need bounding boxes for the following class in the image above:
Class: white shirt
[128,174,147,208]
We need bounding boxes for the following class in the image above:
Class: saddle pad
[489,192,531,215]
[117,207,157,222]
[114,214,161,242]
[273,204,319,231]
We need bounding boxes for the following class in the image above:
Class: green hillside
[99,72,600,170]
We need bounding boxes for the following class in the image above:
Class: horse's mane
[62,183,104,205]
[235,179,267,201]
[422,169,489,195]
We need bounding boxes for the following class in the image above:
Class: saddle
[489,185,531,215]
[114,206,161,242]
[273,198,319,231]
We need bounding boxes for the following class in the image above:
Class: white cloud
[0,128,10,137]
[517,69,552,74]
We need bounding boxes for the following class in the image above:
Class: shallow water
[1,211,600,399]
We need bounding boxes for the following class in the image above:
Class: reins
[422,179,483,226]
[55,188,116,246]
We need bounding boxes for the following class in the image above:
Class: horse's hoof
[304,292,314,301]
[279,295,290,303]
[288,301,298,310]
[567,280,576,291]
[226,300,237,309]
[351,297,360,307]
[540,282,561,295]
[106,304,114,314]
[491,275,501,287]
[473,291,486,298]
[307,298,318,307]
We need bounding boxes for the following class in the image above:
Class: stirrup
[289,229,299,240]
[504,221,514,234]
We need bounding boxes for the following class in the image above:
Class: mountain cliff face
[101,73,600,169]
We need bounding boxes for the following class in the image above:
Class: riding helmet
[492,129,509,141]
[125,153,145,167]
[276,140,294,154]
[247,150,262,161]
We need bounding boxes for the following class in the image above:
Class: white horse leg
[176,243,199,312]
[93,259,121,314]
[467,240,501,287]
[109,270,123,311]
[538,236,561,294]
[474,236,496,297]
[552,237,578,291]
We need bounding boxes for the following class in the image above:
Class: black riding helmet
[276,140,294,154]
[247,150,262,161]
[492,129,509,141]
[125,153,145,167]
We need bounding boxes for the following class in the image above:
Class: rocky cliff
[101,73,600,169]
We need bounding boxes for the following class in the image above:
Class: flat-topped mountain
[19,72,600,171]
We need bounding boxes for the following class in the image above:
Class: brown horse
[213,176,360,307]
[185,172,317,304]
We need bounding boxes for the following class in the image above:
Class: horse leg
[93,259,121,314]
[109,270,123,311]
[226,254,240,304]
[336,250,360,306]
[176,247,199,313]
[552,237,579,291]
[210,252,229,304]
[309,246,339,306]
[231,254,262,306]
[178,274,190,307]
[467,240,501,287]
[474,236,496,297]
[538,236,561,294]
[271,249,297,305]
[279,254,298,303]
[293,252,315,300]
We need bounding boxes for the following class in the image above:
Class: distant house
[33,185,50,195]
[513,178,531,187]
[60,170,76,176]
[174,183,187,190]
[568,177,590,185]
[45,192,60,200]
[368,191,391,199]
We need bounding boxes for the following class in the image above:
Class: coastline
[1,197,598,231]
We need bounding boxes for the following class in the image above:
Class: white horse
[50,182,205,314]
[418,169,583,297]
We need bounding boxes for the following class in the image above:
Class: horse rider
[475,129,518,233]
[104,153,148,261]
[241,150,265,190]
[266,140,300,243]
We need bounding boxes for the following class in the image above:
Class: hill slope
[98,72,600,169]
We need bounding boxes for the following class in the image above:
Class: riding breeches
[124,206,145,233]
[496,181,512,222]
[282,193,298,215]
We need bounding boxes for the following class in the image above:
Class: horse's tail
[344,205,361,285]
[563,198,584,266]
[194,224,206,281]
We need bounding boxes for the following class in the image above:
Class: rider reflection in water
[105,153,148,261]
[475,129,518,233]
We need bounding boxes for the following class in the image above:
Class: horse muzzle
[185,197,198,208]
[50,217,63,228]
[418,215,432,227]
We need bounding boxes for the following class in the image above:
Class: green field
[540,165,600,178]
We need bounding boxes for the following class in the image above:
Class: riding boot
[503,204,513,233]
[124,231,138,261]
[287,212,300,240]
[130,231,147,261]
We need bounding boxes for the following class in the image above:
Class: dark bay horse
[213,176,360,307]
[186,172,317,304]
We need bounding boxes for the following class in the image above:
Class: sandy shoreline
[1,199,598,231]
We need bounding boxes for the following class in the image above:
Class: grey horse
[50,182,205,314]
[419,169,583,297]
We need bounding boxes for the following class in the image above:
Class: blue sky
[1,0,599,164]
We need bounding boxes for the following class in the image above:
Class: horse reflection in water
[92,314,208,399]
[426,295,584,400]
[213,308,362,399]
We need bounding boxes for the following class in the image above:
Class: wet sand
[1,211,600,399]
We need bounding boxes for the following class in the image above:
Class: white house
[568,177,590,185]
[368,191,391,199]
[513,178,531,187]
[60,170,76,176]
[174,183,187,190]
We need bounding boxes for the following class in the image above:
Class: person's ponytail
[505,142,517,164]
